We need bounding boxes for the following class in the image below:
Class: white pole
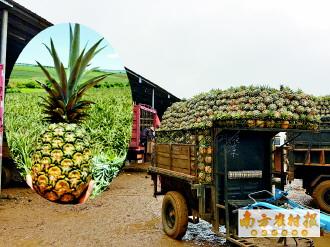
[0,8,8,194]
[152,88,155,108]
[0,9,8,67]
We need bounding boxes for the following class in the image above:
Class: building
[126,68,180,118]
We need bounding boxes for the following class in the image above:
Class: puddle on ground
[182,221,227,246]
[128,217,227,246]
[128,217,160,232]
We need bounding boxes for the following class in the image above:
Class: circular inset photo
[5,23,133,204]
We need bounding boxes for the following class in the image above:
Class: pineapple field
[5,87,132,199]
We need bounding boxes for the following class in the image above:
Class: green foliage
[82,88,133,157]
[91,153,126,197]
[5,93,47,176]
[24,81,40,88]
[6,88,22,93]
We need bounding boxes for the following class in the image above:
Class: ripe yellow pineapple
[30,24,108,203]
[32,123,92,203]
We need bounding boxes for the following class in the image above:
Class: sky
[17,23,125,71]
[15,0,330,98]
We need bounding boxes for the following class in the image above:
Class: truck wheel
[161,191,188,239]
[312,180,330,213]
[1,166,11,187]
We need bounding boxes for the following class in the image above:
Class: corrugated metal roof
[126,67,180,118]
[0,0,13,8]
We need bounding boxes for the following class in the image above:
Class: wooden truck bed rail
[148,166,197,183]
[154,143,196,176]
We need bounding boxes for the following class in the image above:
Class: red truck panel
[129,104,158,148]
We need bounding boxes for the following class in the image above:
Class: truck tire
[1,166,11,187]
[161,191,188,239]
[312,180,330,213]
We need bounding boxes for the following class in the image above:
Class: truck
[127,104,159,163]
[149,125,326,245]
[148,86,330,246]
[272,119,330,213]
[287,126,330,213]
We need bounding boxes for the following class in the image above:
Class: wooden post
[169,143,172,171]
[188,144,191,175]
[320,150,325,165]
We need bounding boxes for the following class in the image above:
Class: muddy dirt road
[0,172,224,247]
[0,171,328,247]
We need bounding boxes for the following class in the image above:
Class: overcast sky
[16,0,330,98]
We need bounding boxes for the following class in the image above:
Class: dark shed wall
[126,68,180,119]
[0,0,52,81]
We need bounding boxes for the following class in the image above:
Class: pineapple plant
[30,24,109,203]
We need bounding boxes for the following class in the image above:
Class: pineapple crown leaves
[36,23,111,123]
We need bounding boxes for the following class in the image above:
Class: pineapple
[30,24,108,203]
[32,123,92,203]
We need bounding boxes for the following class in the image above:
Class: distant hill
[8,64,129,90]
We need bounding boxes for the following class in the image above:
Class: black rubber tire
[161,191,188,239]
[1,166,11,187]
[312,180,330,213]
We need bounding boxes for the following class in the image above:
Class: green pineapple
[30,24,108,203]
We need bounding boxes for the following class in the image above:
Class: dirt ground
[0,171,329,247]
[0,171,224,247]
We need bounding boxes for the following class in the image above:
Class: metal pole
[280,146,285,190]
[224,144,230,238]
[0,8,8,194]
[151,88,155,108]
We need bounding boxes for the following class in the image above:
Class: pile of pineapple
[316,96,330,123]
[196,131,213,184]
[157,130,195,144]
[157,129,213,184]
[160,86,320,131]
